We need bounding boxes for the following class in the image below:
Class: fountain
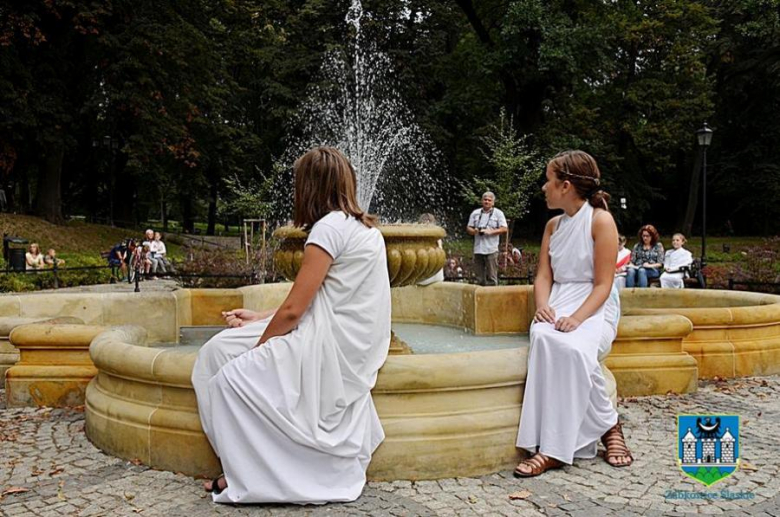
[282,0,444,219]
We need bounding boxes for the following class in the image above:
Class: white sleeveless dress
[516,202,620,464]
[191,211,391,504]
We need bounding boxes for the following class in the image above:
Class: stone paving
[1,376,780,516]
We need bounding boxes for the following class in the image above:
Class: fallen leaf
[49,468,64,476]
[125,492,136,501]
[509,490,532,500]
[1,487,30,497]
[467,495,478,504]
[563,493,571,502]
[57,480,66,501]
[741,461,759,472]
[129,458,144,466]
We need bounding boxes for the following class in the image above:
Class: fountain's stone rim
[273,223,446,240]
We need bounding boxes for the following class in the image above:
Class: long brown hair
[637,224,660,246]
[293,147,376,229]
[548,150,611,210]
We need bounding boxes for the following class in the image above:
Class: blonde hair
[293,147,376,229]
[28,243,40,255]
[672,233,687,244]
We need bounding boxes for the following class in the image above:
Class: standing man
[466,191,508,286]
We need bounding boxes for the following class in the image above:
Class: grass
[0,214,184,265]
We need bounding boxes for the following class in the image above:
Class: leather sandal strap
[517,453,559,475]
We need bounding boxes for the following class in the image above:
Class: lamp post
[696,122,714,270]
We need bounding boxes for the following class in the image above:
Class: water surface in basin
[153,325,529,355]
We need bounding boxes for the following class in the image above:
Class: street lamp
[696,122,714,271]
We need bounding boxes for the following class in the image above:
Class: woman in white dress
[192,147,391,504]
[660,233,693,288]
[514,150,633,477]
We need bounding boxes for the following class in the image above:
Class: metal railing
[0,263,275,292]
[0,263,114,289]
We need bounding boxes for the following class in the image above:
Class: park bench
[648,258,705,289]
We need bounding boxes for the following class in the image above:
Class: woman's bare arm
[256,244,333,346]
[533,217,559,323]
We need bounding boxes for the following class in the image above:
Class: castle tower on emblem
[682,428,697,463]
[721,428,735,463]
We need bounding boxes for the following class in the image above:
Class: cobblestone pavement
[1,376,779,516]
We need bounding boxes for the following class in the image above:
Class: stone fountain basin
[82,282,618,480]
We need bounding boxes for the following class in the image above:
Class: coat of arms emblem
[677,415,740,486]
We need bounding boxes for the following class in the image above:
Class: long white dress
[516,202,620,464]
[660,248,693,289]
[192,211,391,504]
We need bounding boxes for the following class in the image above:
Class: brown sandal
[601,422,634,467]
[513,453,564,478]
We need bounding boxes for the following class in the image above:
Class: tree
[463,109,543,241]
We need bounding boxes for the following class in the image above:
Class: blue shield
[677,414,740,486]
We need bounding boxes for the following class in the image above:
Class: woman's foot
[602,422,634,467]
[513,453,564,478]
[204,475,227,494]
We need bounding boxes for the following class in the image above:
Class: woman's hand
[223,308,275,328]
[534,305,556,324]
[554,316,582,333]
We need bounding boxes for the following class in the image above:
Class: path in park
[1,376,779,516]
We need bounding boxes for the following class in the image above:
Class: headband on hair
[563,171,600,185]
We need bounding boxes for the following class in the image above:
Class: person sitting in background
[417,213,444,286]
[625,225,664,288]
[44,248,65,267]
[143,228,165,276]
[614,235,631,289]
[153,232,172,272]
[108,241,128,280]
[444,257,464,281]
[660,233,693,289]
[141,244,154,278]
[25,243,45,270]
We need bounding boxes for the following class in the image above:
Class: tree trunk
[206,174,217,236]
[34,144,65,224]
[113,156,135,228]
[682,152,703,237]
[181,195,195,234]
[161,196,168,232]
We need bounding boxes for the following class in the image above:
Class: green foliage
[686,467,733,486]
[1,0,778,235]
[463,109,543,222]
[218,163,281,220]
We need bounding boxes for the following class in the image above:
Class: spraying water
[284,0,445,220]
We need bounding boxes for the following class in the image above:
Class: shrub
[174,249,258,289]
[730,237,780,292]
